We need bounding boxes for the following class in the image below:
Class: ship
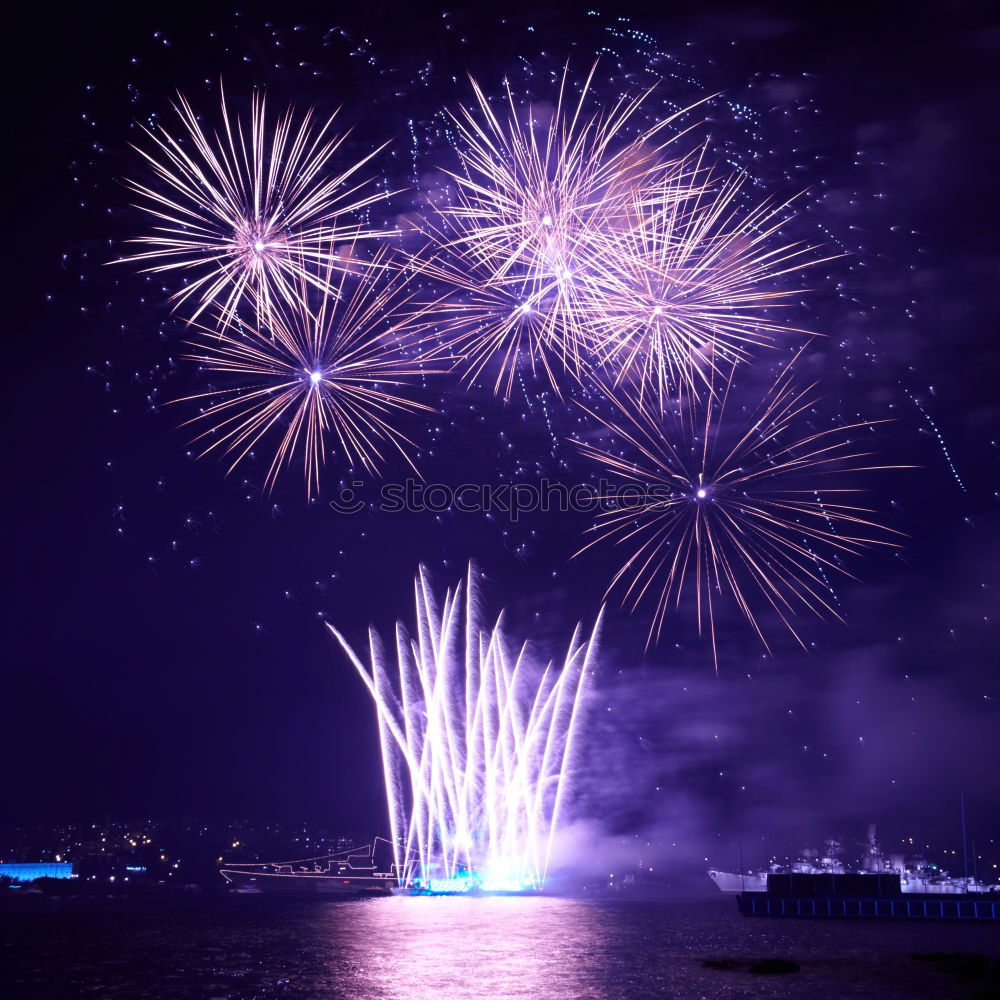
[221,842,541,896]
[220,838,396,894]
[709,826,1000,896]
[709,836,847,893]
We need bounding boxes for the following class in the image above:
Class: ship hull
[710,869,991,895]
[707,870,767,893]
[221,871,393,895]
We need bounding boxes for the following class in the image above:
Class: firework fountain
[328,566,603,893]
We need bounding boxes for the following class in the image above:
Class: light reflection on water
[331,897,601,1000]
[2,895,998,998]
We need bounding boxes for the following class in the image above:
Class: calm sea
[1,895,998,998]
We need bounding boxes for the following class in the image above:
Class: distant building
[0,862,74,883]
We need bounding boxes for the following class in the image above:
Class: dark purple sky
[5,0,998,871]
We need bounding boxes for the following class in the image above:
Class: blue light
[409,871,537,894]
[0,863,74,883]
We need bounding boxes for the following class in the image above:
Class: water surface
[2,895,997,998]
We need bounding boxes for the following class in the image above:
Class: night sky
[6,0,999,874]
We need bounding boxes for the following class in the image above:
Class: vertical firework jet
[573,358,904,668]
[121,85,394,325]
[328,566,603,891]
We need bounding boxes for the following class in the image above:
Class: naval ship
[220,838,396,894]
[709,826,999,896]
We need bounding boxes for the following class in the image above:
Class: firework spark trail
[328,565,602,891]
[583,156,828,409]
[907,390,966,492]
[120,85,395,325]
[409,232,602,401]
[174,242,439,498]
[573,356,905,669]
[415,63,709,399]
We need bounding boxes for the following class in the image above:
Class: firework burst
[176,243,437,498]
[574,356,904,668]
[417,63,706,398]
[121,85,394,325]
[583,157,826,409]
[412,233,606,401]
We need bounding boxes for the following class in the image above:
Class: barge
[737,873,1000,920]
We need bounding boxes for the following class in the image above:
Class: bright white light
[309,370,322,384]
[253,240,266,253]
[519,303,532,314]
[652,305,663,316]
[696,488,707,499]
[541,214,553,227]
[329,566,602,892]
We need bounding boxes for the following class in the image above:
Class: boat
[709,837,846,894]
[709,826,999,897]
[220,839,396,894]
